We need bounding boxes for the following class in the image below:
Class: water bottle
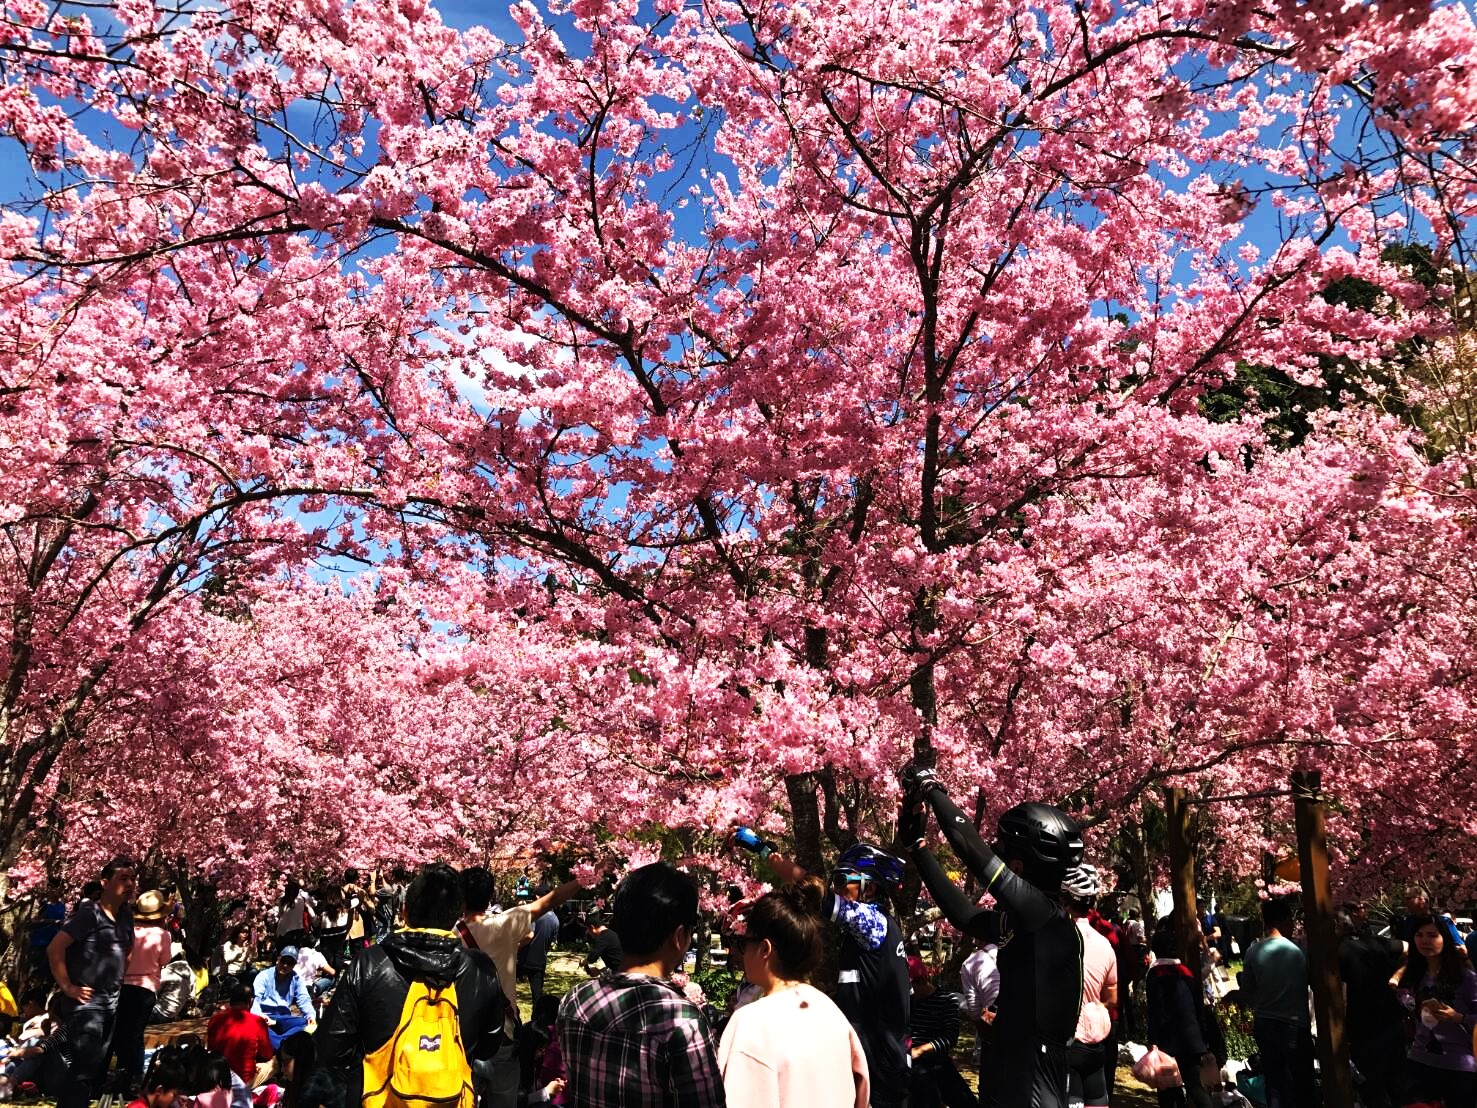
[733,827,764,853]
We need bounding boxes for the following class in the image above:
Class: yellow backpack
[361,977,474,1108]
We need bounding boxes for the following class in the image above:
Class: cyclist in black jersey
[899,767,1085,1108]
[732,833,913,1108]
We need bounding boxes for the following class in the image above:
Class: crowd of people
[0,773,1473,1108]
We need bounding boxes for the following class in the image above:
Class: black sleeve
[465,956,506,1092]
[1382,936,1405,977]
[924,787,1061,933]
[590,931,622,969]
[915,848,1001,941]
[315,956,365,1087]
[922,789,996,878]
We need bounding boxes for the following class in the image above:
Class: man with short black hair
[582,912,623,978]
[318,863,508,1105]
[1337,902,1406,1108]
[558,863,724,1108]
[1240,897,1315,1108]
[47,855,136,1108]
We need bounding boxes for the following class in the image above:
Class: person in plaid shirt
[558,862,725,1108]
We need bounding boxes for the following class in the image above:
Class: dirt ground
[950,1051,1161,1106]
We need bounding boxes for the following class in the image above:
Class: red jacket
[207,1006,274,1085]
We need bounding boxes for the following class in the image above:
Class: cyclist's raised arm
[920,784,997,882]
[907,772,1078,935]
[914,847,1003,942]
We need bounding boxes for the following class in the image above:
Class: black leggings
[112,984,155,1082]
[1066,1040,1109,1107]
[982,1037,1069,1108]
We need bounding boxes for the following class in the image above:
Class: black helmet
[994,803,1084,876]
[833,842,907,888]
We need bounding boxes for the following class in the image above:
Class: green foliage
[1216,1001,1257,1062]
[1200,242,1444,448]
[693,964,741,1010]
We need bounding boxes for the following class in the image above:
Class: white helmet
[1060,863,1102,900]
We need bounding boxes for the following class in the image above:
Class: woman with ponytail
[718,879,870,1108]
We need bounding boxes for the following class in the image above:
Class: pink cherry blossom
[1,0,1474,903]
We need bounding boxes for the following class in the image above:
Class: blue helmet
[833,842,907,888]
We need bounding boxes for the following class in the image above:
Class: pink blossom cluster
[0,0,1475,900]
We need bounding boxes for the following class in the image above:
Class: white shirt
[718,984,869,1108]
[960,945,1000,1022]
[218,941,250,976]
[295,947,331,985]
[274,892,316,938]
[463,906,535,1032]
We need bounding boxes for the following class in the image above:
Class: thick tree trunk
[1293,770,1352,1108]
[1165,787,1202,987]
[783,625,832,874]
[785,773,826,874]
[908,588,939,768]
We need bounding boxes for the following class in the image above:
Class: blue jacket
[252,966,316,1024]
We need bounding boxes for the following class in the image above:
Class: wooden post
[1165,787,1202,987]
[1292,769,1352,1108]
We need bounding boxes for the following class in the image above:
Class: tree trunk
[786,625,831,874]
[1292,770,1352,1108]
[785,773,826,874]
[905,582,940,782]
[1165,787,1202,987]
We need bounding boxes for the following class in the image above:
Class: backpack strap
[455,921,479,952]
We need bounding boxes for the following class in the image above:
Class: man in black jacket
[318,863,508,1104]
[1144,925,1213,1108]
[1337,903,1407,1108]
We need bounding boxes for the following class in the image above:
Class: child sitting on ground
[126,1060,190,1108]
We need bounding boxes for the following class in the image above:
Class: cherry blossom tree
[2,0,1475,887]
[0,211,475,890]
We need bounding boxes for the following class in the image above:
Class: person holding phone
[1398,915,1477,1108]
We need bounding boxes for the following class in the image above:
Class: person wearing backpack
[316,863,508,1108]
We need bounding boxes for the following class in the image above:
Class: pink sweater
[718,983,869,1108]
[123,925,172,993]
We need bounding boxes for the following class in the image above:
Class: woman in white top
[215,924,251,981]
[719,879,869,1108]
